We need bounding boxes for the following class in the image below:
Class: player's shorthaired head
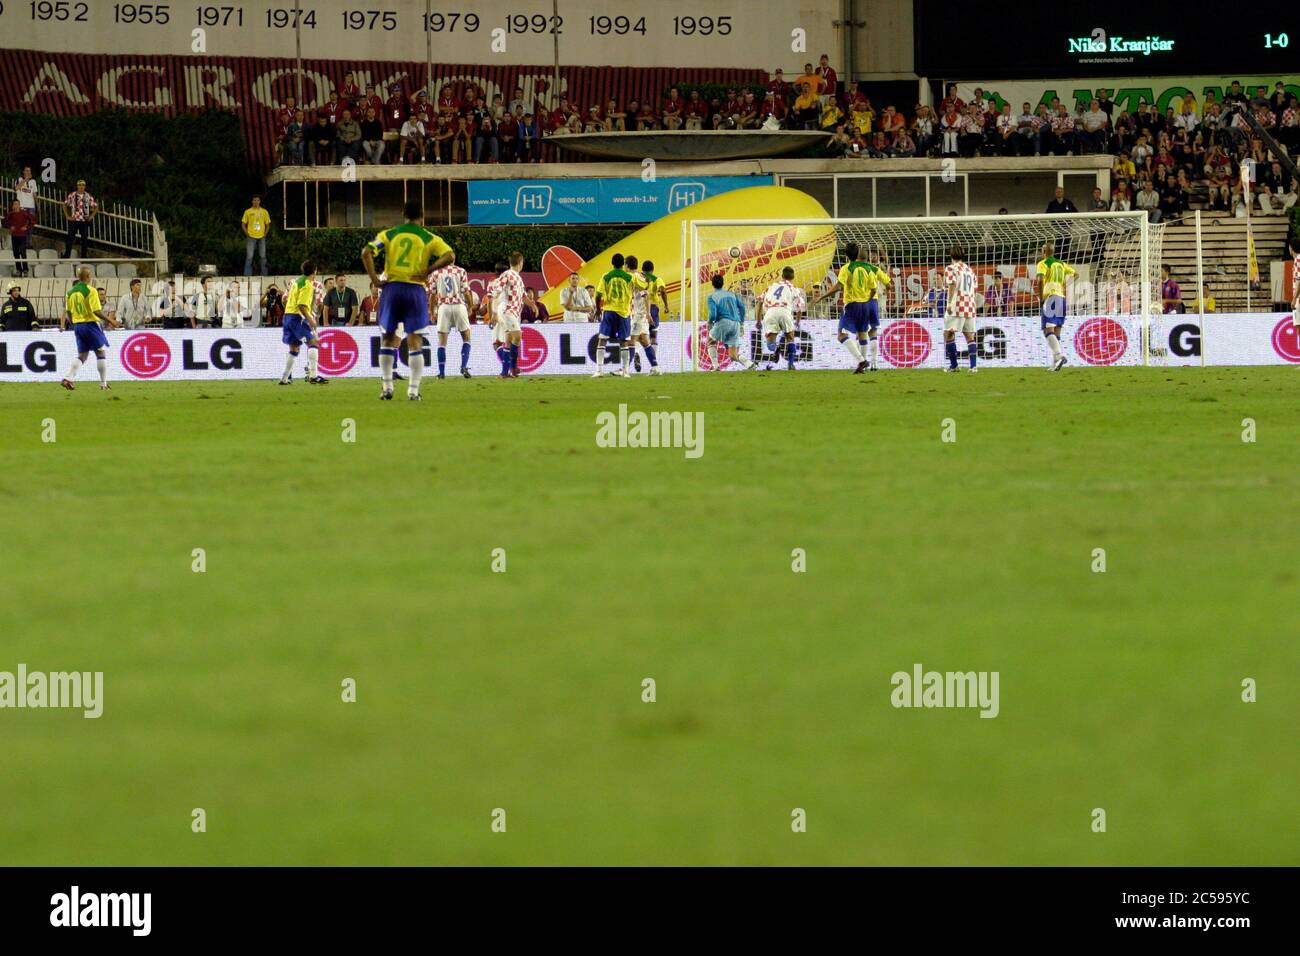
[844,242,860,261]
[950,245,966,262]
[624,255,638,270]
[781,266,795,280]
[1040,242,1054,258]
[711,274,725,289]
[643,260,655,273]
[509,251,524,269]
[611,253,624,268]
[301,259,316,276]
[403,199,422,222]
[77,265,92,281]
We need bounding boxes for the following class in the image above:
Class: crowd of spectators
[272,69,1300,225]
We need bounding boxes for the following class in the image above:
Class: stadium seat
[96,263,117,278]
[117,262,138,278]
[37,248,59,261]
[32,265,54,278]
[0,265,12,278]
[54,263,75,278]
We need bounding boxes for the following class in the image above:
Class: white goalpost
[682,212,1167,371]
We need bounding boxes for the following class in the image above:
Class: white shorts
[630,313,651,337]
[497,312,521,335]
[437,303,470,333]
[762,307,794,335]
[943,313,976,336]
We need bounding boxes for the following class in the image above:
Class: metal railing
[0,182,162,260]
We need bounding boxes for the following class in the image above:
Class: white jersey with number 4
[762,280,807,312]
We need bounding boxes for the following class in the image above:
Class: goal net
[681,212,1166,371]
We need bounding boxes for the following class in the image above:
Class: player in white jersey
[491,252,528,378]
[427,263,475,378]
[1290,237,1300,331]
[942,245,980,373]
[757,266,806,370]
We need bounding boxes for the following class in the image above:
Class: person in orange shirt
[792,65,824,129]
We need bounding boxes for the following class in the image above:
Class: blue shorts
[73,322,109,353]
[377,282,430,336]
[709,318,742,348]
[598,310,630,340]
[282,314,315,346]
[1041,295,1066,327]
[839,300,879,335]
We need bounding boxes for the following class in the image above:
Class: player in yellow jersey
[1034,241,1076,371]
[59,265,120,391]
[279,259,326,385]
[362,200,455,400]
[810,241,888,373]
[593,252,634,377]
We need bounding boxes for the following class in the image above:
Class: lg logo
[316,328,359,375]
[120,333,171,378]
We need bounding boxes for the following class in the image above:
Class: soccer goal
[681,212,1167,370]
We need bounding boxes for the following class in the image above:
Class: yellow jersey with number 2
[367,224,453,285]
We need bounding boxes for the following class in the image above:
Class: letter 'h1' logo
[515,185,552,218]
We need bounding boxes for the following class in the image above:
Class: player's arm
[361,243,384,288]
[59,309,70,331]
[1033,264,1045,301]
[809,280,841,306]
[95,308,119,329]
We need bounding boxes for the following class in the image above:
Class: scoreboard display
[915,0,1298,78]
[0,0,837,70]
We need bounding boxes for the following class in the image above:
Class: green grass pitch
[1,366,1296,866]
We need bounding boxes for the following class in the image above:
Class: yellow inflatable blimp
[538,186,835,318]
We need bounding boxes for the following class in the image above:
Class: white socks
[841,338,863,361]
[68,358,83,380]
[707,343,719,366]
[379,350,394,386]
[409,352,424,391]
[1046,333,1062,363]
[307,346,319,379]
[867,338,878,364]
[96,358,107,385]
[620,346,630,372]
[283,352,296,381]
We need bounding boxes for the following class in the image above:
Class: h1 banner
[466,176,773,225]
[0,314,1295,382]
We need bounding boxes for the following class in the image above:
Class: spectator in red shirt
[358,85,383,119]
[662,87,684,130]
[318,90,344,125]
[816,55,837,101]
[760,91,788,126]
[685,90,709,131]
[736,90,759,129]
[384,88,408,124]
[767,69,788,100]
[340,72,360,106]
[3,200,35,276]
[436,85,459,118]
[275,96,298,132]
[939,83,965,117]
